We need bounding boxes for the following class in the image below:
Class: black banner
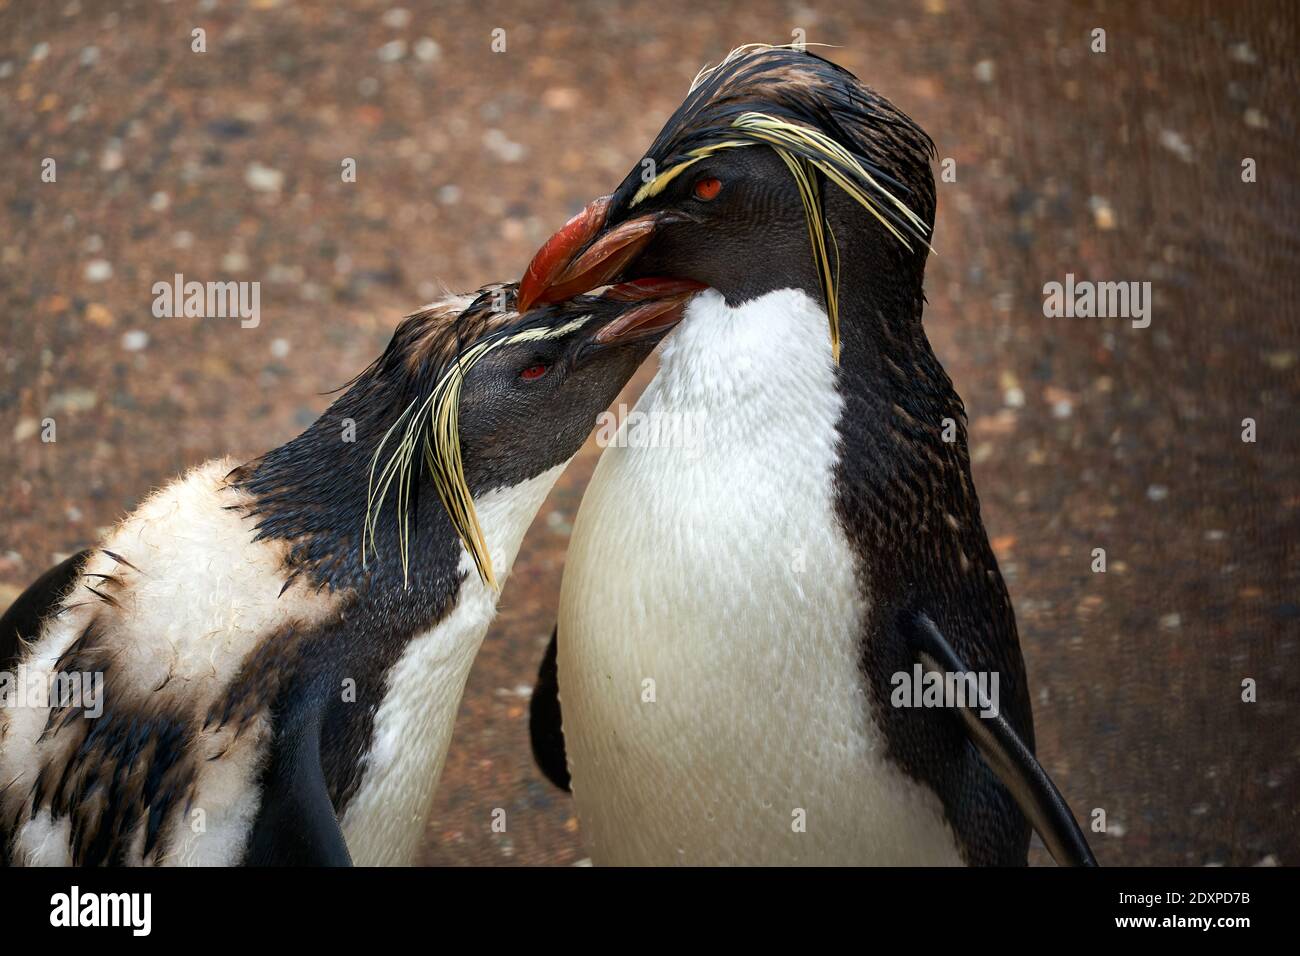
[0,865,1288,942]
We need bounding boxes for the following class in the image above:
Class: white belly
[557,289,963,865]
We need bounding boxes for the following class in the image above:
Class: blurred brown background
[0,0,1295,865]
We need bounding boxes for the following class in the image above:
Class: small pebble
[245,162,285,192]
[84,302,114,327]
[100,145,123,171]
[1264,351,1295,370]
[1243,108,1268,129]
[121,330,149,351]
[414,38,441,63]
[50,388,97,413]
[377,40,406,63]
[482,129,526,163]
[13,418,39,442]
[1089,195,1116,230]
[1229,42,1257,64]
[543,87,579,110]
[1159,129,1193,163]
[84,259,113,282]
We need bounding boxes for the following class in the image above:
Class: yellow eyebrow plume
[363,315,593,590]
[627,111,931,363]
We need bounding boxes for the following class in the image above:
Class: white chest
[557,289,963,865]
[336,575,493,866]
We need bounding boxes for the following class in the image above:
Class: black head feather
[610,45,936,246]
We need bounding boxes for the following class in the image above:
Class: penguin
[517,45,1096,865]
[0,279,699,866]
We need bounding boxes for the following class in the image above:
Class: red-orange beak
[518,195,677,312]
[593,279,705,346]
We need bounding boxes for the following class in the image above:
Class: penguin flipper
[906,612,1098,867]
[529,626,571,791]
[0,549,92,671]
[244,687,352,866]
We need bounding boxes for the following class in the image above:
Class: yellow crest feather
[363,315,595,590]
[627,108,931,362]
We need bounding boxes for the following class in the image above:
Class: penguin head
[447,279,703,489]
[515,44,936,359]
[361,279,701,586]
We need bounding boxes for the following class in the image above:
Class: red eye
[519,363,549,381]
[693,177,722,201]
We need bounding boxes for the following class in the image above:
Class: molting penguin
[0,280,698,866]
[519,46,1096,866]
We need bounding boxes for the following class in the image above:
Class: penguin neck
[818,188,965,473]
[832,260,971,497]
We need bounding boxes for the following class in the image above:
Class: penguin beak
[588,279,704,347]
[518,196,678,312]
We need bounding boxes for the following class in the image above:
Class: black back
[822,182,1033,864]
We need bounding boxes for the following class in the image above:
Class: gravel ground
[0,0,1295,866]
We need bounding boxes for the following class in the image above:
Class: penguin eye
[692,177,723,201]
[519,363,550,382]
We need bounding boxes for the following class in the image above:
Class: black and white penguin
[518,46,1096,866]
[0,280,698,866]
